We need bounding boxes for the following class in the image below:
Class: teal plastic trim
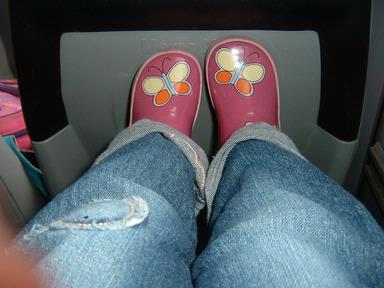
[3,135,48,198]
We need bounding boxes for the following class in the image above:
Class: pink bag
[0,80,31,150]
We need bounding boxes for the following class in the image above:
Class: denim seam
[93,119,209,216]
[163,131,206,192]
[205,123,305,221]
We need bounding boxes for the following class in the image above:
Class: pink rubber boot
[206,38,280,146]
[130,51,202,137]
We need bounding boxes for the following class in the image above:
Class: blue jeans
[18,122,384,287]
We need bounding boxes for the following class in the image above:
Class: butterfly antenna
[244,51,260,61]
[148,66,162,74]
[162,57,171,72]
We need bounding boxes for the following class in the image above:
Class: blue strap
[3,135,48,198]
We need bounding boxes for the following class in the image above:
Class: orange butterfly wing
[173,82,191,95]
[154,89,172,106]
[235,78,253,96]
[215,71,232,84]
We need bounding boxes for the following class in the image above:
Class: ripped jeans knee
[23,197,149,240]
